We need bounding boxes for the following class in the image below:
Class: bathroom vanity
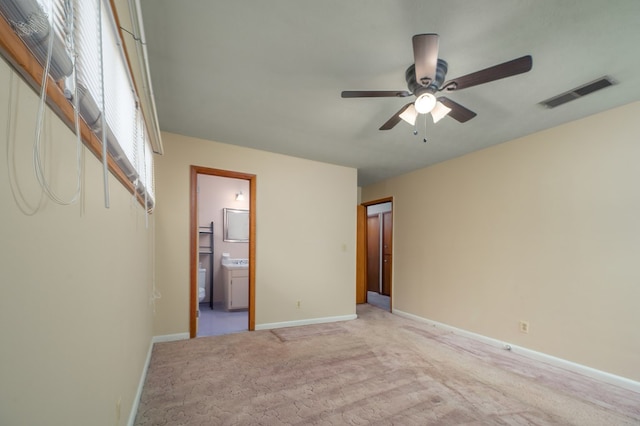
[222,264,249,310]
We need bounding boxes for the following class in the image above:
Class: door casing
[189,166,257,337]
[357,197,393,310]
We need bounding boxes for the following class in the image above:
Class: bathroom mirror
[223,208,249,242]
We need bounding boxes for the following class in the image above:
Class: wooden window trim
[0,9,148,207]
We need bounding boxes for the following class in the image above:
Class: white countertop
[222,264,249,270]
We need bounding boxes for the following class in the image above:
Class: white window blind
[134,107,154,204]
[144,135,155,203]
[101,0,137,178]
[0,0,72,80]
[73,0,102,127]
[0,0,156,209]
[73,0,154,208]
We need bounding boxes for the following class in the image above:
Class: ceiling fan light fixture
[414,92,437,114]
[431,101,452,123]
[399,104,418,125]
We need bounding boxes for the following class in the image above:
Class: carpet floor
[135,305,640,425]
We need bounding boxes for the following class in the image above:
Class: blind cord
[32,0,83,206]
[5,71,45,215]
[149,214,161,312]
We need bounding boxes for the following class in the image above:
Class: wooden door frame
[189,166,257,338]
[356,205,367,304]
[358,197,393,311]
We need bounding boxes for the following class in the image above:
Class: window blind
[73,0,154,206]
[0,0,156,210]
[0,0,72,80]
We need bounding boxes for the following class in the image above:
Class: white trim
[127,339,154,426]
[255,314,358,331]
[152,332,190,343]
[127,332,189,425]
[393,309,640,394]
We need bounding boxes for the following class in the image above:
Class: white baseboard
[255,314,358,330]
[152,332,190,343]
[127,339,154,426]
[128,316,360,424]
[127,332,190,425]
[393,309,640,394]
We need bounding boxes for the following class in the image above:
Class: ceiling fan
[341,34,532,130]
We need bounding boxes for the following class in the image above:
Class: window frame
[0,0,155,210]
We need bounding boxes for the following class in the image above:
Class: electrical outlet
[296,300,301,309]
[519,320,530,334]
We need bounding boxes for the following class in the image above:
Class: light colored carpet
[135,305,640,425]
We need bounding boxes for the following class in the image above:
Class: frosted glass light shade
[414,93,437,114]
[431,101,452,123]
[399,104,418,125]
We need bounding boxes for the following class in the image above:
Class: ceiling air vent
[539,77,615,109]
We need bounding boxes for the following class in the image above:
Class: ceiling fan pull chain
[423,113,428,143]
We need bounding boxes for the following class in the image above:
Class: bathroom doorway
[357,197,393,312]
[189,166,256,338]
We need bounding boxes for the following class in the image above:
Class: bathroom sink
[222,258,249,268]
[222,264,248,270]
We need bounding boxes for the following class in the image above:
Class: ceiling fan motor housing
[406,59,448,96]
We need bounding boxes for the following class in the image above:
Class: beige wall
[362,101,640,381]
[0,61,154,424]
[154,132,357,334]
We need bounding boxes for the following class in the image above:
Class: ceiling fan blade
[441,55,532,91]
[379,102,415,130]
[412,34,439,87]
[438,97,477,123]
[341,90,411,98]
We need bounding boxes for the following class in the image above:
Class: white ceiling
[139,0,640,186]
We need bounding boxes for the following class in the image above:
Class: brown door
[356,205,367,304]
[366,215,380,293]
[381,211,392,296]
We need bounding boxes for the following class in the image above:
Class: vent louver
[539,77,615,109]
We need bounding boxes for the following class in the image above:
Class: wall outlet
[296,300,301,309]
[519,320,530,334]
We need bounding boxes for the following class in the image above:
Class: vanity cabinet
[223,267,249,310]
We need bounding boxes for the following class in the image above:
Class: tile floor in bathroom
[197,303,248,337]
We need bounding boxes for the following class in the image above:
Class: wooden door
[381,211,392,296]
[366,215,380,292]
[356,205,367,304]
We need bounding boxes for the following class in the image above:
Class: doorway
[357,198,393,311]
[189,166,256,338]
